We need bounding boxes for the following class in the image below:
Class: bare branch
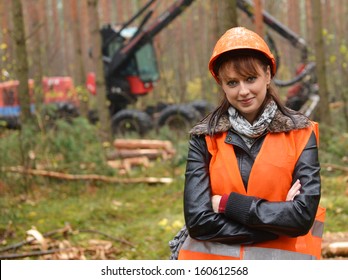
[2,166,173,184]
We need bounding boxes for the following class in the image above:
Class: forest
[0,0,347,260]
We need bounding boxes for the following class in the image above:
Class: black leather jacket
[183,110,321,245]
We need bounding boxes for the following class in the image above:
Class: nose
[239,82,249,96]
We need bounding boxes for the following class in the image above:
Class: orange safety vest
[179,123,325,260]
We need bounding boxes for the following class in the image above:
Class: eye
[246,76,257,83]
[226,80,238,87]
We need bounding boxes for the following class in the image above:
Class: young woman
[175,27,325,260]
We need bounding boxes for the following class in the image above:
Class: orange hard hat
[208,27,276,82]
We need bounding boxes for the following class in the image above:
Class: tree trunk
[11,0,32,125]
[71,0,89,117]
[253,0,263,37]
[24,0,44,121]
[39,0,50,75]
[310,0,331,126]
[51,0,63,76]
[220,0,238,34]
[87,0,112,144]
[305,0,313,46]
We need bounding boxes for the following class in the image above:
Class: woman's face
[218,61,271,124]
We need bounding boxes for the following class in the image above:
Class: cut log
[114,139,173,149]
[322,242,348,257]
[113,139,175,155]
[107,149,169,160]
[107,157,150,172]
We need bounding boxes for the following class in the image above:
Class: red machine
[0,77,78,128]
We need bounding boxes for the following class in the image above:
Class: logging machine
[0,0,318,134]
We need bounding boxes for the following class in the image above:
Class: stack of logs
[107,139,176,174]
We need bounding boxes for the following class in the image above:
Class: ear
[266,66,271,84]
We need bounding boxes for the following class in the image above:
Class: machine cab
[101,25,159,96]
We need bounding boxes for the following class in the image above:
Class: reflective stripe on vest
[181,236,241,258]
[243,247,315,260]
[179,237,316,260]
[179,122,326,260]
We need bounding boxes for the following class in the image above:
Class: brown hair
[206,50,299,136]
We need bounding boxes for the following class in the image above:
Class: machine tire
[189,100,214,117]
[157,104,201,132]
[111,109,153,136]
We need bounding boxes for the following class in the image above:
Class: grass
[0,165,186,260]
[320,174,348,232]
[1,162,346,260]
[0,117,347,260]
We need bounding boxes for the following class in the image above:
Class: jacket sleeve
[224,131,321,237]
[184,134,278,244]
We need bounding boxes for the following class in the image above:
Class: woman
[175,27,325,260]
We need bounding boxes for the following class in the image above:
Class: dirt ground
[322,232,348,259]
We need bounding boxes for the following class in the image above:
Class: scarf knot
[228,100,277,147]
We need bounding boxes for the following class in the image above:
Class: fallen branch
[77,229,134,247]
[0,224,134,259]
[0,224,72,253]
[0,248,67,260]
[2,166,173,184]
[321,163,348,173]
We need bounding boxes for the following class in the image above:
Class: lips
[239,98,254,105]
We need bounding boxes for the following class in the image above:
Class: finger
[286,180,302,201]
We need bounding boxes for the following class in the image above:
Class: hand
[211,195,222,213]
[286,179,301,201]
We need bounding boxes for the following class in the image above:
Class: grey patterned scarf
[228,100,277,148]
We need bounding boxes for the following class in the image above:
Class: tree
[310,0,331,126]
[11,0,32,125]
[220,0,238,34]
[254,0,264,37]
[87,0,112,144]
[10,0,38,193]
[23,0,45,118]
[70,0,89,117]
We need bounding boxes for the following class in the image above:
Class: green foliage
[43,118,108,173]
[318,122,348,234]
[0,40,14,81]
[186,77,202,100]
[0,117,114,180]
[319,123,348,166]
[320,176,348,232]
[75,85,90,103]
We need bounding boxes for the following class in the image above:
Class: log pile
[1,139,176,185]
[107,139,176,174]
